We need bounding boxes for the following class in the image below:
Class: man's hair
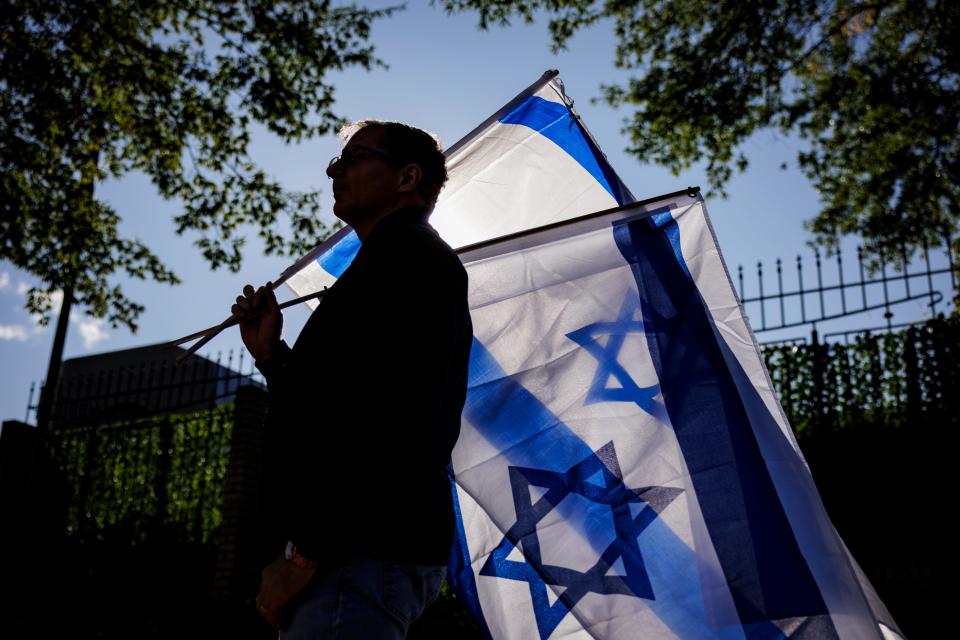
[338,120,448,206]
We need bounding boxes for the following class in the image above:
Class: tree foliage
[1,0,394,329]
[439,0,960,264]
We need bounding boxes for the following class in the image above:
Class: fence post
[213,385,270,603]
[152,416,174,536]
[75,426,99,538]
[810,327,824,432]
[903,325,921,428]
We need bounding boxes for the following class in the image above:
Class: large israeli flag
[278,71,899,638]
[450,191,902,639]
[280,70,632,299]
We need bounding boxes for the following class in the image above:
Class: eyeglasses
[328,145,392,169]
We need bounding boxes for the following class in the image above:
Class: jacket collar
[362,205,432,244]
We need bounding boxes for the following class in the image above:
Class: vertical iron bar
[837,251,847,314]
[147,360,158,414]
[116,365,126,413]
[135,361,147,417]
[815,249,825,321]
[215,351,224,400]
[190,354,201,406]
[901,247,911,298]
[226,349,235,399]
[161,362,173,411]
[81,370,94,425]
[92,369,106,426]
[204,352,214,404]
[776,258,785,328]
[25,381,35,423]
[757,262,766,330]
[238,350,245,390]
[923,239,936,316]
[105,367,116,418]
[857,247,868,310]
[797,255,806,324]
[946,232,957,291]
[880,254,892,329]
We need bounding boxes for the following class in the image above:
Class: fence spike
[947,232,957,290]
[837,252,847,315]
[923,238,936,315]
[857,246,868,309]
[757,261,766,329]
[25,381,36,423]
[815,249,825,321]
[776,258,785,327]
[879,253,893,328]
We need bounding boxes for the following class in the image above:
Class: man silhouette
[233,121,473,638]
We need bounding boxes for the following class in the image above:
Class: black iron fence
[48,404,235,544]
[25,347,264,430]
[737,237,957,342]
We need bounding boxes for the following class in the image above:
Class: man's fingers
[243,284,255,298]
[234,296,251,315]
[266,281,280,311]
[253,285,266,308]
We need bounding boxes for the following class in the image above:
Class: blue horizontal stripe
[317,230,361,278]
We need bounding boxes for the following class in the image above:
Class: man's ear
[397,163,423,194]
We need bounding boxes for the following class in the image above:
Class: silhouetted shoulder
[375,221,466,284]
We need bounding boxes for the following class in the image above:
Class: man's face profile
[326,126,401,226]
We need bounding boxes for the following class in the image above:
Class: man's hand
[232,281,282,362]
[255,556,317,631]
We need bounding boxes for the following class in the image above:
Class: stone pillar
[0,421,69,634]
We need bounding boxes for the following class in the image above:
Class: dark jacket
[256,205,473,566]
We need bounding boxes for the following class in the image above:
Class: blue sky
[1,3,953,424]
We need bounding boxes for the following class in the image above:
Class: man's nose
[326,158,341,179]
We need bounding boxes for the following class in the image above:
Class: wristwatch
[284,540,317,570]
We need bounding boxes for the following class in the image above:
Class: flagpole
[453,186,701,256]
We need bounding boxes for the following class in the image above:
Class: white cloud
[71,314,110,349]
[0,324,30,341]
[16,281,29,296]
[3,286,110,348]
[0,272,10,289]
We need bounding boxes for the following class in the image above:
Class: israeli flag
[281,70,632,299]
[450,192,902,639]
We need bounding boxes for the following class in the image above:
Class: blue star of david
[565,294,664,419]
[480,441,683,639]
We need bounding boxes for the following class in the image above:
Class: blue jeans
[280,557,446,639]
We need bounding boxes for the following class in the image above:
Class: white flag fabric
[449,192,902,639]
[280,70,632,301]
